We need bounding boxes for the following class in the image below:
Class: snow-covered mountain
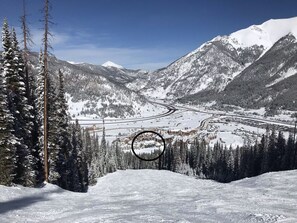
[1,169,296,222]
[142,17,297,110]
[26,53,154,119]
[1,17,295,117]
[102,61,124,69]
[76,62,150,92]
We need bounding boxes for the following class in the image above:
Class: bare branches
[42,0,54,58]
[20,0,34,51]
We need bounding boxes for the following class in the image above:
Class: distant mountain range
[26,53,154,119]
[2,17,296,119]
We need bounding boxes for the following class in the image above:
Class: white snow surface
[266,67,297,87]
[67,61,84,65]
[102,61,124,69]
[184,17,297,62]
[228,17,297,49]
[134,146,161,154]
[1,169,297,223]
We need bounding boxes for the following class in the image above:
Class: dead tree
[21,0,34,99]
[42,0,53,182]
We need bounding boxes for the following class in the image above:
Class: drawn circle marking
[131,131,166,161]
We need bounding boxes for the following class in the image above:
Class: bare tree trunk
[43,0,50,182]
[21,0,31,100]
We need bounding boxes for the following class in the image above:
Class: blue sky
[1,0,297,71]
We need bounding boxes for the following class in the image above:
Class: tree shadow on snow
[0,188,64,214]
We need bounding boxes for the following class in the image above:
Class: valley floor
[0,170,297,223]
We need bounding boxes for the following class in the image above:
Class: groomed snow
[0,169,297,222]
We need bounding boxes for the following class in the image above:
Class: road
[174,103,296,128]
[73,100,296,140]
[77,102,177,126]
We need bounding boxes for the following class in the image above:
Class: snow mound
[102,61,124,69]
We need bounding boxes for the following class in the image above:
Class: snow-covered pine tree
[83,129,92,167]
[87,132,99,185]
[233,146,241,179]
[101,125,114,174]
[115,141,124,170]
[47,75,61,184]
[276,131,286,171]
[67,124,81,191]
[260,131,269,174]
[29,67,43,184]
[172,141,182,172]
[35,50,46,182]
[20,2,42,183]
[2,20,35,186]
[101,121,107,170]
[286,134,295,169]
[56,70,74,189]
[165,142,173,171]
[11,28,36,186]
[226,147,235,181]
[71,119,88,191]
[0,26,17,185]
[268,127,277,171]
[105,143,117,174]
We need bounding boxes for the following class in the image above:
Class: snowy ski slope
[0,169,296,222]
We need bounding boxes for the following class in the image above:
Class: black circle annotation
[131,130,166,161]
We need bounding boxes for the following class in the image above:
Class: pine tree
[260,133,269,174]
[88,134,100,185]
[11,28,36,186]
[268,127,277,171]
[100,122,107,175]
[71,120,88,191]
[2,20,35,186]
[276,131,286,170]
[55,70,72,188]
[172,141,182,172]
[36,51,45,179]
[67,126,81,191]
[47,76,60,184]
[0,23,17,184]
[21,0,42,183]
[105,144,117,174]
[234,146,241,179]
[115,141,124,170]
[226,147,235,181]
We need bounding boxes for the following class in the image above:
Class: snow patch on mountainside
[229,17,297,49]
[67,61,83,65]
[266,67,297,87]
[102,61,124,69]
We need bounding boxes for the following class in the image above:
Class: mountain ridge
[142,16,297,110]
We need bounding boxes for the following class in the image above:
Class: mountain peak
[228,16,297,49]
[102,61,124,69]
